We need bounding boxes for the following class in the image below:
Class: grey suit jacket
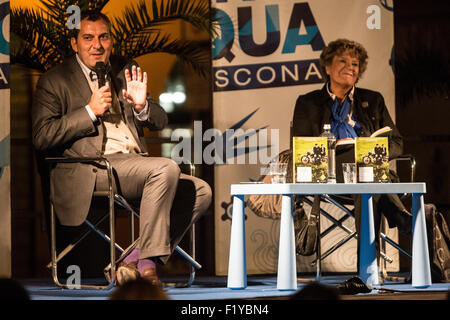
[32,55,168,226]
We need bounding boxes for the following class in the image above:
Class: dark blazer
[32,55,168,226]
[291,85,403,182]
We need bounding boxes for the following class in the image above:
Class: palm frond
[40,0,109,18]
[11,0,216,77]
[39,0,72,26]
[116,32,210,77]
[112,0,217,50]
[11,7,69,71]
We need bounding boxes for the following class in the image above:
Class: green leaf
[11,0,217,76]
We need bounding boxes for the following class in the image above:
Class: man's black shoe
[336,276,372,295]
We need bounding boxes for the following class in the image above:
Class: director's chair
[45,156,201,290]
[306,154,415,282]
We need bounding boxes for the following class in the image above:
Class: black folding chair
[308,154,415,282]
[45,156,201,289]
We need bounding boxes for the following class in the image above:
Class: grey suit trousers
[94,153,211,263]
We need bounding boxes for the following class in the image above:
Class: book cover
[355,137,389,183]
[292,137,328,183]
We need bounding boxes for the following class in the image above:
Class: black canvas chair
[247,149,414,282]
[311,154,415,282]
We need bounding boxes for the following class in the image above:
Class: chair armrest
[389,154,416,182]
[177,159,196,177]
[45,156,114,193]
[45,156,107,164]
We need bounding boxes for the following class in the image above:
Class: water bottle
[320,124,336,183]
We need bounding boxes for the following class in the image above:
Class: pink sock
[138,259,156,273]
[123,249,139,264]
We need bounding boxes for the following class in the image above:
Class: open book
[336,126,392,147]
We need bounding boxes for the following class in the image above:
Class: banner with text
[0,0,10,277]
[212,0,397,275]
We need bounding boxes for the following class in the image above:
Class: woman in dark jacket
[292,39,411,237]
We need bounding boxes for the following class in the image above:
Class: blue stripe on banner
[0,62,9,89]
[213,59,323,92]
[0,1,9,56]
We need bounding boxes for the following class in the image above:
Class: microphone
[94,61,111,117]
[94,61,107,88]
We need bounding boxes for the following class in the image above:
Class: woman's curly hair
[319,39,369,83]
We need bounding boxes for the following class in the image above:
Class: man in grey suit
[32,11,212,285]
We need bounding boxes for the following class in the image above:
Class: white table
[227,183,432,290]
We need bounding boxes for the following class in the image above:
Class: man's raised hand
[123,65,148,113]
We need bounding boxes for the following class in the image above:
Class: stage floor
[19,274,450,301]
